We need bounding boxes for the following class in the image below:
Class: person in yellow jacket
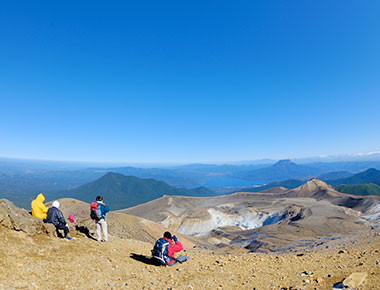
[31,193,48,219]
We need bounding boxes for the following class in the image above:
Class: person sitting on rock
[31,193,48,219]
[44,201,72,240]
[152,231,189,266]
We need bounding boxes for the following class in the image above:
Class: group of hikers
[31,193,110,242]
[30,193,188,266]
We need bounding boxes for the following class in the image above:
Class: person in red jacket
[153,231,189,266]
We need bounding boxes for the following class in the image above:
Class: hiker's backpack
[152,238,172,265]
[90,202,102,221]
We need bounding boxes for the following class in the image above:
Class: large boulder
[0,199,49,236]
[343,272,368,288]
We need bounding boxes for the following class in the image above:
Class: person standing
[91,195,110,242]
[31,193,48,219]
[44,201,72,240]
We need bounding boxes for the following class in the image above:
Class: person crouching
[152,231,189,266]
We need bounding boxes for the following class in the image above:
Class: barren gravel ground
[1,225,379,290]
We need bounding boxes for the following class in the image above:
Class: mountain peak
[273,159,296,167]
[101,172,129,180]
[291,178,338,198]
[304,178,332,190]
[103,172,120,177]
[63,172,215,209]
[362,168,380,175]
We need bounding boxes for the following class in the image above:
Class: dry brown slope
[285,179,380,212]
[54,198,195,247]
[1,224,380,289]
[118,191,284,223]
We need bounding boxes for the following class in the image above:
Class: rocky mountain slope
[120,179,380,252]
[52,198,196,247]
[1,198,379,289]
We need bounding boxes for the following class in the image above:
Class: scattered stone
[107,282,115,287]
[338,250,345,254]
[300,270,313,276]
[302,279,310,283]
[315,277,323,283]
[342,272,368,288]
[332,282,343,289]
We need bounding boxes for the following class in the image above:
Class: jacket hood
[164,237,173,244]
[36,193,45,202]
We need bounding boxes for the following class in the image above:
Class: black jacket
[44,207,66,227]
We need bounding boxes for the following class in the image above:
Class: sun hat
[68,214,75,223]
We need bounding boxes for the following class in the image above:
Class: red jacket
[164,237,183,265]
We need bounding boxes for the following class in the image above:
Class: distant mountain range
[327,168,380,187]
[316,171,353,181]
[236,168,380,197]
[237,179,305,193]
[4,156,380,209]
[55,172,216,210]
[233,160,323,183]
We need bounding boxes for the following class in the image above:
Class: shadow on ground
[130,253,162,266]
[75,225,97,241]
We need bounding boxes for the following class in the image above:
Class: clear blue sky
[1,1,379,163]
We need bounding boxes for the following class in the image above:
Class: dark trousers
[55,224,70,238]
[167,256,189,266]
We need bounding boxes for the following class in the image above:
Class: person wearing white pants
[92,195,110,242]
[96,218,108,242]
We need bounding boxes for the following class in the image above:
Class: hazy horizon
[2,150,380,167]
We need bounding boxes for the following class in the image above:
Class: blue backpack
[152,238,172,265]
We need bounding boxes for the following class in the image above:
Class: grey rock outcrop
[0,199,50,236]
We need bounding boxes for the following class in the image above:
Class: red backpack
[90,202,101,221]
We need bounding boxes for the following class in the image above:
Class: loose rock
[342,272,368,288]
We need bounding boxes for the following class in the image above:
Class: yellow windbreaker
[31,193,48,219]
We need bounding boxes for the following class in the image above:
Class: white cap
[52,200,60,208]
